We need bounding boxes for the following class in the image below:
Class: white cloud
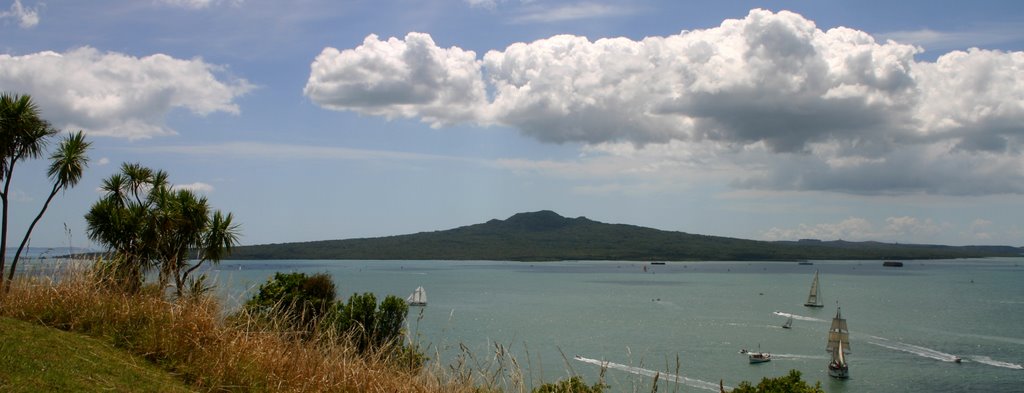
[173,182,215,194]
[133,141,480,164]
[158,0,241,10]
[879,25,1024,52]
[0,0,38,28]
[305,9,1024,196]
[304,33,488,128]
[464,0,498,9]
[510,2,632,24]
[964,218,994,240]
[0,47,253,139]
[96,157,111,166]
[761,216,950,242]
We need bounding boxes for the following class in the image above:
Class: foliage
[330,291,410,353]
[0,92,74,291]
[84,163,239,295]
[225,210,1023,261]
[245,272,336,331]
[532,376,607,393]
[242,272,414,359]
[730,370,824,393]
[0,263,462,392]
[8,131,91,284]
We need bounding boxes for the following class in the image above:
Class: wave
[772,311,825,322]
[574,355,726,392]
[771,353,829,360]
[865,336,960,362]
[969,356,1024,370]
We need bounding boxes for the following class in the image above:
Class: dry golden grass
[0,261,521,393]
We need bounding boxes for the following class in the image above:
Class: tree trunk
[7,183,60,287]
[0,164,15,292]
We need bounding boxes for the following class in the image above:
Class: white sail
[783,315,793,329]
[837,341,846,365]
[407,286,427,306]
[805,271,823,307]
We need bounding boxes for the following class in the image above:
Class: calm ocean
[207,258,1023,392]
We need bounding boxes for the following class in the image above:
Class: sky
[2,0,1023,250]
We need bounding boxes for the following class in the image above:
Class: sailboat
[407,286,427,306]
[782,315,793,329]
[826,305,851,379]
[804,270,824,307]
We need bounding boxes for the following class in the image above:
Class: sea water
[206,258,1024,392]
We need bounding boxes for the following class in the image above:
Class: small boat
[826,305,851,379]
[804,271,824,308]
[749,345,772,364]
[798,261,814,265]
[406,286,427,306]
[954,356,962,363]
[883,261,904,267]
[650,262,666,265]
[782,315,793,329]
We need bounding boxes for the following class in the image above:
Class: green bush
[244,272,335,332]
[532,376,606,393]
[731,369,824,393]
[241,271,421,367]
[330,292,409,353]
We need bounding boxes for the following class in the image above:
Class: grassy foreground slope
[0,317,193,393]
[227,210,1023,261]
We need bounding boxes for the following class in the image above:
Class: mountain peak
[500,210,574,231]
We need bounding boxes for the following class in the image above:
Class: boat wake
[969,356,1024,370]
[574,355,726,392]
[771,353,829,360]
[772,311,824,322]
[865,336,960,362]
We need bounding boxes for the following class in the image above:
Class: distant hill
[225,210,1024,261]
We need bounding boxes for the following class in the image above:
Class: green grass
[0,316,193,393]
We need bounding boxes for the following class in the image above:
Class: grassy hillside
[0,317,193,393]
[227,210,1023,261]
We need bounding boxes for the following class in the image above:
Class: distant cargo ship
[883,261,904,267]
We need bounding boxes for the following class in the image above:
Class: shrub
[243,271,335,333]
[240,271,422,367]
[731,369,824,393]
[532,376,607,393]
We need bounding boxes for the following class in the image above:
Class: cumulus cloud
[305,9,1024,196]
[305,33,488,128]
[0,47,253,139]
[1,0,39,28]
[173,182,215,194]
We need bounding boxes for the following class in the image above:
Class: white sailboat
[407,286,427,306]
[804,270,824,308]
[826,305,851,379]
[782,315,793,329]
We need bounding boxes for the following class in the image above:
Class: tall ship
[407,286,428,306]
[826,305,851,379]
[804,270,824,307]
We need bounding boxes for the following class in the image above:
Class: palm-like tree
[86,163,239,296]
[8,131,91,283]
[0,93,58,289]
